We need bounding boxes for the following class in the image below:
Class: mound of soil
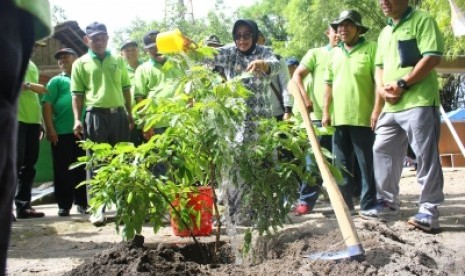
[67,219,464,275]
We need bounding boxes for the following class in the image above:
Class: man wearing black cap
[322,10,379,213]
[14,41,49,221]
[134,30,184,141]
[291,26,339,215]
[120,40,143,146]
[71,22,133,226]
[42,48,88,217]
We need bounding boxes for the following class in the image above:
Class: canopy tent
[439,107,465,167]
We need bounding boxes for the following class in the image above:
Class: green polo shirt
[18,61,41,124]
[71,50,130,108]
[126,61,142,106]
[14,0,52,41]
[43,73,85,134]
[326,38,377,127]
[134,58,182,100]
[295,44,333,120]
[376,7,444,112]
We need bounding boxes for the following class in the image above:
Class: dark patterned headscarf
[232,19,259,56]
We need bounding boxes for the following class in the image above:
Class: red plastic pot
[170,186,213,237]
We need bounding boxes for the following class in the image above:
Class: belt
[86,106,125,114]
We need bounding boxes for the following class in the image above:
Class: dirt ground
[6,169,465,275]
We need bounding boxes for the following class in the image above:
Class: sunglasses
[234,33,253,41]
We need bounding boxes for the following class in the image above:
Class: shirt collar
[338,36,366,54]
[88,49,110,60]
[387,6,414,28]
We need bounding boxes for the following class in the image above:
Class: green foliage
[419,0,465,56]
[74,43,342,250]
[73,141,175,240]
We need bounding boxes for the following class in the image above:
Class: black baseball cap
[143,30,160,49]
[286,57,299,66]
[120,40,138,50]
[86,22,108,37]
[54,48,78,59]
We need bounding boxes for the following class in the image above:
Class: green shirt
[43,73,84,134]
[126,61,142,107]
[376,7,444,112]
[18,61,42,124]
[71,50,130,108]
[326,38,377,127]
[14,0,52,41]
[296,44,333,120]
[134,58,184,100]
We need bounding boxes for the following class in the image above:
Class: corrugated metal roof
[53,21,87,56]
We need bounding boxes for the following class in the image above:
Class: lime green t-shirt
[134,58,183,100]
[376,7,444,112]
[295,45,333,120]
[14,0,52,41]
[71,50,131,108]
[326,38,377,127]
[18,61,42,124]
[43,73,85,134]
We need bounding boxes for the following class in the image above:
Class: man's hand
[370,110,380,131]
[46,130,59,145]
[127,114,135,131]
[143,128,154,141]
[283,112,292,121]
[73,120,84,139]
[383,82,405,105]
[246,60,270,75]
[322,112,331,127]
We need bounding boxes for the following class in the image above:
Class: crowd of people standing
[1,0,447,273]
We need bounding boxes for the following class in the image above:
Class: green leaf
[127,191,134,204]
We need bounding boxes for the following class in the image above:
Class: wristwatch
[25,82,31,89]
[397,79,409,90]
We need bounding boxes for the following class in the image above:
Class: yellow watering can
[156,29,196,54]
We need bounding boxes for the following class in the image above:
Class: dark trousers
[299,120,332,206]
[85,109,129,207]
[333,125,377,211]
[0,2,34,274]
[15,123,41,211]
[51,134,87,210]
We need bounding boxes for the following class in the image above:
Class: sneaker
[77,205,89,215]
[16,208,45,219]
[293,203,312,216]
[408,213,440,233]
[89,205,106,227]
[89,211,106,226]
[360,200,399,221]
[58,209,70,217]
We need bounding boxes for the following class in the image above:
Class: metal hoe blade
[303,244,365,261]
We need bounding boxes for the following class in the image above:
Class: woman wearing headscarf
[213,19,281,142]
[212,19,281,225]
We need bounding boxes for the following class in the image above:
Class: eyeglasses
[234,33,252,41]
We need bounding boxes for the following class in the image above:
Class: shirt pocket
[397,38,422,68]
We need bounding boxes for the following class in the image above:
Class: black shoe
[77,205,89,215]
[12,213,16,222]
[16,208,45,219]
[58,208,70,217]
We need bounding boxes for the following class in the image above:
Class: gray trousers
[373,106,444,217]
